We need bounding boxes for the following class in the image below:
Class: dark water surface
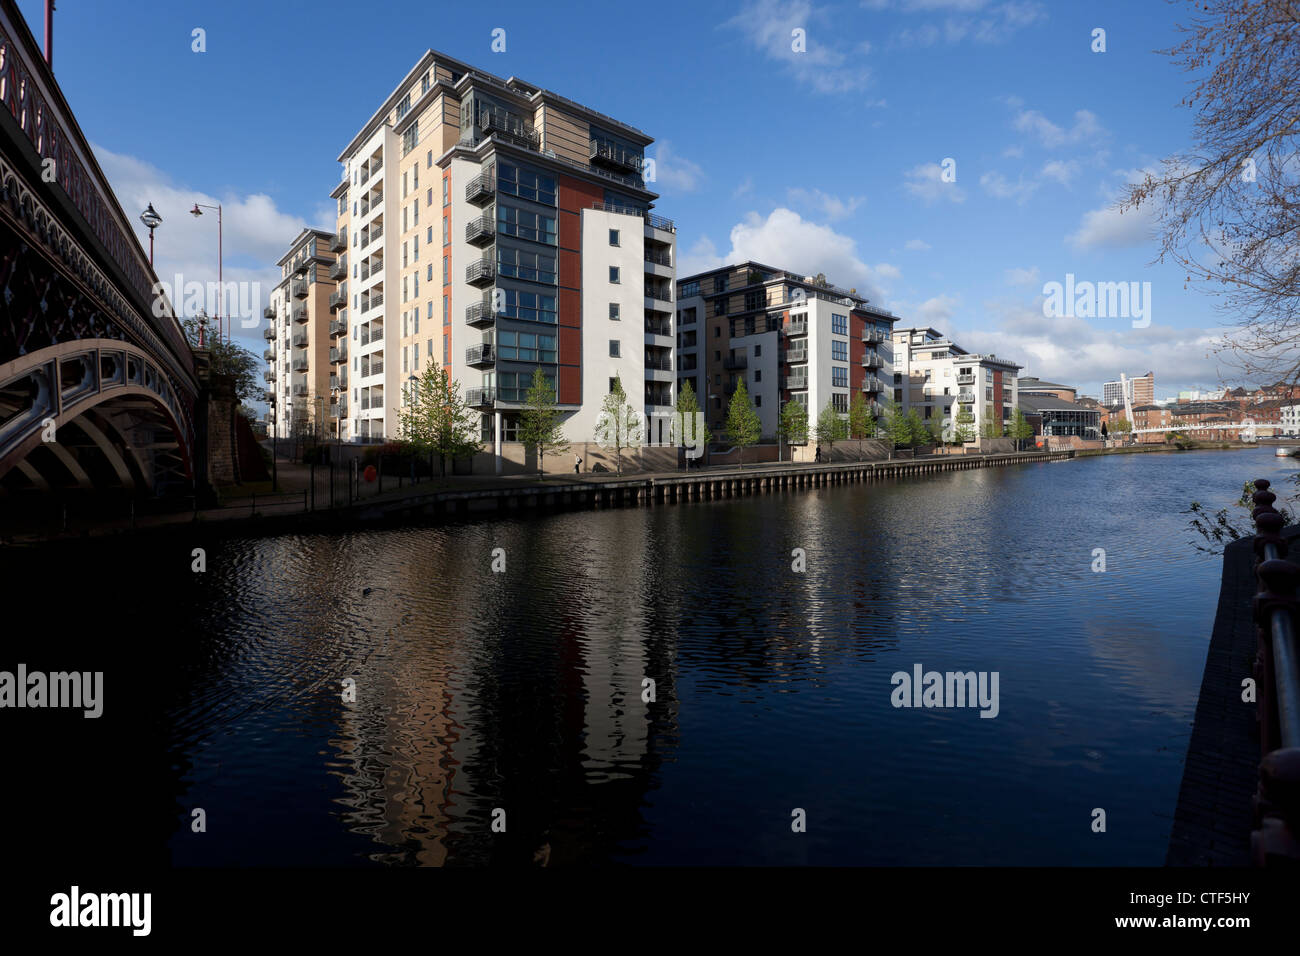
[6,448,1287,866]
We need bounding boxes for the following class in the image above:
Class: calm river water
[6,447,1289,866]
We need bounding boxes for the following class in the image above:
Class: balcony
[785,374,808,390]
[330,231,346,252]
[957,374,976,385]
[863,328,887,344]
[466,299,495,328]
[465,215,495,246]
[291,279,308,299]
[330,345,347,365]
[329,288,347,312]
[862,353,883,369]
[466,167,495,205]
[293,304,307,323]
[362,292,384,313]
[362,224,383,248]
[292,332,307,348]
[263,327,276,341]
[466,259,495,286]
[293,384,308,398]
[330,255,347,280]
[723,355,747,371]
[364,359,384,377]
[589,139,643,174]
[329,319,345,338]
[263,370,275,382]
[263,306,275,320]
[467,344,495,368]
[337,398,348,417]
[263,349,275,362]
[292,358,309,373]
[264,390,275,403]
[786,320,807,337]
[337,368,348,389]
[467,387,496,407]
[785,347,807,364]
[645,356,673,372]
[644,248,672,268]
[862,377,885,393]
[958,392,976,403]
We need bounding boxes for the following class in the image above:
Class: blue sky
[20,0,1243,398]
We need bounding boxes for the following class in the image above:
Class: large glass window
[497,204,557,244]
[501,288,557,323]
[497,246,557,284]
[832,367,848,387]
[497,161,556,205]
[497,331,557,363]
[831,341,848,362]
[497,371,555,403]
[832,313,848,335]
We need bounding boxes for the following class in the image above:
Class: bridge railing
[1246,477,1300,864]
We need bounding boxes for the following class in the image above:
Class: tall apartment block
[326,50,675,460]
[265,229,342,439]
[890,326,1021,436]
[1102,371,1154,407]
[675,262,895,437]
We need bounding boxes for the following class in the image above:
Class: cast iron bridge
[0,3,198,500]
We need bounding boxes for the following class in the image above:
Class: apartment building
[890,327,1021,438]
[265,229,341,439]
[1102,371,1154,406]
[328,50,675,464]
[675,262,895,438]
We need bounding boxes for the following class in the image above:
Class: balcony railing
[329,319,345,338]
[589,202,675,234]
[465,215,495,246]
[863,328,887,344]
[467,344,495,367]
[723,355,747,370]
[330,231,346,252]
[589,139,644,173]
[645,356,673,372]
[466,299,495,328]
[366,359,384,376]
[786,320,808,337]
[263,370,275,382]
[645,319,672,337]
[330,345,347,364]
[466,259,495,286]
[862,353,883,369]
[957,374,976,385]
[329,289,346,312]
[293,304,307,323]
[862,377,885,393]
[263,349,275,362]
[330,255,347,279]
[291,279,308,299]
[362,224,383,247]
[293,358,309,372]
[465,167,496,204]
[785,347,808,364]
[263,306,275,320]
[467,387,496,406]
[263,327,276,341]
[958,392,976,403]
[785,374,808,390]
[293,385,308,397]
[264,390,275,403]
[292,332,307,348]
[644,249,672,267]
[363,292,384,312]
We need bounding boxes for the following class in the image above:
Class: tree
[1116,1,1300,385]
[848,392,872,459]
[183,316,259,405]
[725,379,762,468]
[594,376,640,475]
[673,379,711,468]
[905,409,932,447]
[979,419,1005,439]
[880,396,910,450]
[397,365,482,477]
[518,367,569,477]
[1009,408,1034,450]
[953,406,975,444]
[815,400,847,461]
[1111,418,1133,434]
[778,397,809,457]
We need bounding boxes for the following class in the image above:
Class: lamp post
[139,204,162,267]
[195,308,209,349]
[190,202,224,345]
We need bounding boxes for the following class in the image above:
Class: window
[755,394,762,407]
[497,205,557,244]
[498,246,557,284]
[441,297,447,323]
[403,346,408,373]
[832,394,848,412]
[501,289,556,323]
[497,331,557,363]
[421,73,430,94]
[427,150,432,168]
[609,229,620,246]
[497,161,556,205]
[754,344,762,357]
[609,340,621,358]
[831,341,848,362]
[442,178,449,206]
[428,188,433,207]
[396,93,411,120]
[609,303,620,321]
[832,367,848,388]
[716,274,729,293]
[754,369,762,383]
[497,371,554,404]
[427,265,433,282]
[413,310,419,334]
[609,266,620,283]
[401,125,418,155]
[832,313,848,335]
[894,388,903,403]
[924,406,933,419]
[680,280,700,297]
[443,256,449,283]
[714,300,726,316]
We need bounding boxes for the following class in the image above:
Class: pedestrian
[815,445,822,463]
[575,454,582,475]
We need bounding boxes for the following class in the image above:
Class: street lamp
[195,308,209,349]
[139,203,162,266]
[190,202,224,345]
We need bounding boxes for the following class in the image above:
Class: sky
[17,0,1251,399]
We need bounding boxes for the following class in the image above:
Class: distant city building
[675,262,896,437]
[890,327,1021,438]
[1102,370,1153,406]
[1282,403,1300,436]
[1017,395,1100,439]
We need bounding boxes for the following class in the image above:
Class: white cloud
[787,187,865,220]
[1065,204,1156,250]
[904,238,932,252]
[1002,144,1024,159]
[733,176,755,198]
[979,169,1037,203]
[678,236,725,278]
[1004,266,1040,286]
[704,207,893,301]
[1013,108,1104,149]
[97,143,316,355]
[649,140,705,193]
[1040,159,1080,187]
[903,162,966,203]
[885,0,1047,46]
[727,0,873,94]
